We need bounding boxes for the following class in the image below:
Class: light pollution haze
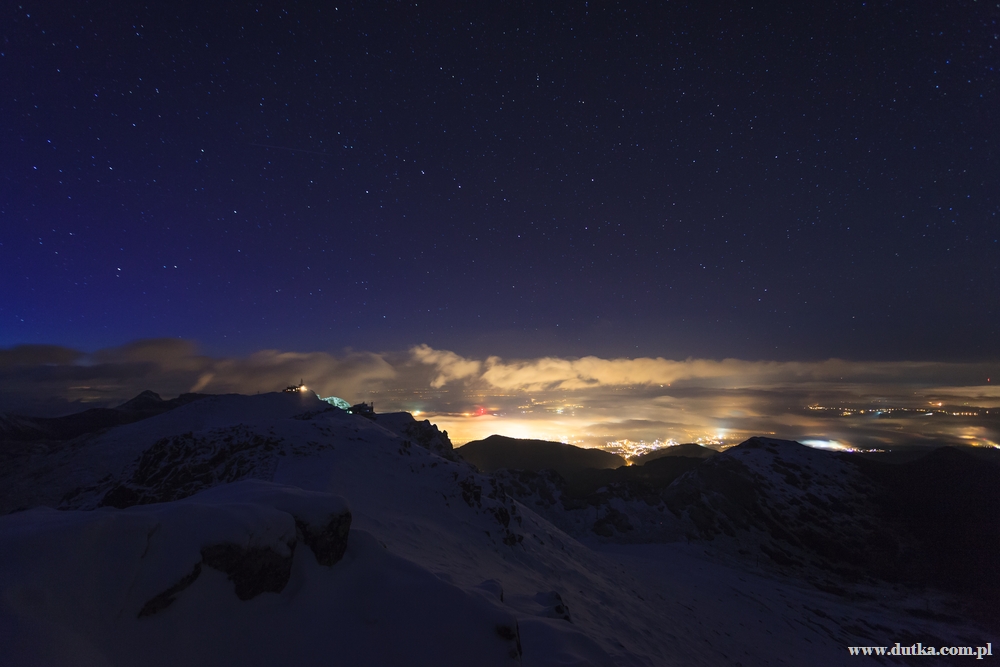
[2,340,998,452]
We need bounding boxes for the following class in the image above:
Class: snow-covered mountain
[1,393,994,666]
[0,391,208,443]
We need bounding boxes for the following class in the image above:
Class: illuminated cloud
[197,348,397,399]
[1,341,996,451]
[410,346,994,392]
[403,347,998,447]
[410,344,482,387]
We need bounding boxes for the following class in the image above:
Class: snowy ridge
[663,437,876,566]
[0,395,993,666]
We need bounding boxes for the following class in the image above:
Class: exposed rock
[658,436,1000,623]
[201,542,294,601]
[192,480,353,568]
[494,622,523,660]
[453,474,524,546]
[138,563,203,618]
[534,591,572,623]
[132,481,352,615]
[90,427,285,509]
[295,512,351,566]
[375,412,457,460]
[591,507,633,536]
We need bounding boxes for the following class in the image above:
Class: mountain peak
[118,390,164,411]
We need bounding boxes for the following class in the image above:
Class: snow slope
[0,395,992,666]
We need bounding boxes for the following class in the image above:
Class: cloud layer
[412,344,995,392]
[0,339,396,415]
[2,341,996,450]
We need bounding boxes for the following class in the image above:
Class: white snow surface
[0,394,990,666]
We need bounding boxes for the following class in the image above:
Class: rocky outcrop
[138,563,204,618]
[492,457,703,542]
[128,481,351,617]
[375,412,457,460]
[295,511,352,566]
[453,473,524,547]
[0,480,356,625]
[662,438,882,570]
[660,437,1000,619]
[200,542,294,601]
[81,426,285,509]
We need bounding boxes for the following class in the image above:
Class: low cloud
[406,347,999,447]
[411,344,482,387]
[0,344,84,368]
[0,339,397,416]
[2,341,996,450]
[410,346,994,392]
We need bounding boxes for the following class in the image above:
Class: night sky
[3,2,999,366]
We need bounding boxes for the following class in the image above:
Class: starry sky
[2,2,999,445]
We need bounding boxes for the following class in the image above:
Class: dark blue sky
[3,0,998,361]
